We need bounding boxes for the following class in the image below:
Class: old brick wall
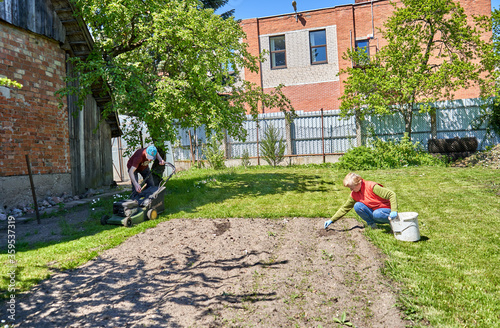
[240,0,491,114]
[0,22,70,177]
[0,22,73,210]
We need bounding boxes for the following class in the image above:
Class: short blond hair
[343,172,362,188]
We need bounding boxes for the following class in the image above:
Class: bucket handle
[392,224,416,234]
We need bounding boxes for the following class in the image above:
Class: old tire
[100,215,109,225]
[147,209,158,220]
[124,218,132,227]
[428,137,478,153]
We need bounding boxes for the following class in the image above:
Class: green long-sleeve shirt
[330,184,398,222]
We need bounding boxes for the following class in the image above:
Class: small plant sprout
[333,312,354,327]
[321,250,334,261]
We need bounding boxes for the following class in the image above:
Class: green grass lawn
[1,165,499,327]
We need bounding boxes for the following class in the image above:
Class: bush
[260,124,286,166]
[202,135,226,170]
[335,134,446,170]
[241,149,251,168]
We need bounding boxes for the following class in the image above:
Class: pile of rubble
[451,143,500,169]
[0,188,110,220]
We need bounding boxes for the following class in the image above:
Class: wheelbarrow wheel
[147,209,158,220]
[124,218,132,227]
[100,215,109,225]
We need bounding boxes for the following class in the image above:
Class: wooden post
[25,154,41,224]
[188,130,195,165]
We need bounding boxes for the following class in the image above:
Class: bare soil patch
[9,212,412,328]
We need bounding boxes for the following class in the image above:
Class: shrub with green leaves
[241,149,251,167]
[260,124,286,166]
[335,134,446,170]
[202,135,226,170]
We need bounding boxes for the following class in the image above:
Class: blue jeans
[353,202,390,226]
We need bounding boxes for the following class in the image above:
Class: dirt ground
[4,206,412,328]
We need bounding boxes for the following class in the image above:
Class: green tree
[200,0,234,19]
[260,124,286,167]
[472,8,500,140]
[339,0,490,140]
[59,0,293,160]
[202,134,226,169]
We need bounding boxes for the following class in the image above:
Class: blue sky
[218,0,500,20]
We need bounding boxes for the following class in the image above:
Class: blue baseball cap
[146,145,157,160]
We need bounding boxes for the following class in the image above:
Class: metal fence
[364,98,499,149]
[173,98,499,162]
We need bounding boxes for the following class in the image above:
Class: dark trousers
[132,167,154,192]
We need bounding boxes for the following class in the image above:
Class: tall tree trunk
[404,105,413,140]
[355,110,365,146]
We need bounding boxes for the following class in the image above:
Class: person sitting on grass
[127,145,165,194]
[324,172,398,230]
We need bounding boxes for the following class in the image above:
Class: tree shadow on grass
[163,171,335,216]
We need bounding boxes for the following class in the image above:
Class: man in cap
[127,145,165,193]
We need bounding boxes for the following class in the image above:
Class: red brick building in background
[239,0,492,114]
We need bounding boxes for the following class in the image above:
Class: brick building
[0,0,120,212]
[239,0,492,114]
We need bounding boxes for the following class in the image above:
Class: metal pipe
[350,30,354,68]
[321,108,325,163]
[246,152,344,159]
[371,0,375,39]
[256,118,260,165]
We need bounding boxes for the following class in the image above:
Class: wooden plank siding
[0,0,66,42]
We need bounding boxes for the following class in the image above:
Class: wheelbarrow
[101,162,176,227]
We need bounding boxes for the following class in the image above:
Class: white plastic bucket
[390,212,420,242]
